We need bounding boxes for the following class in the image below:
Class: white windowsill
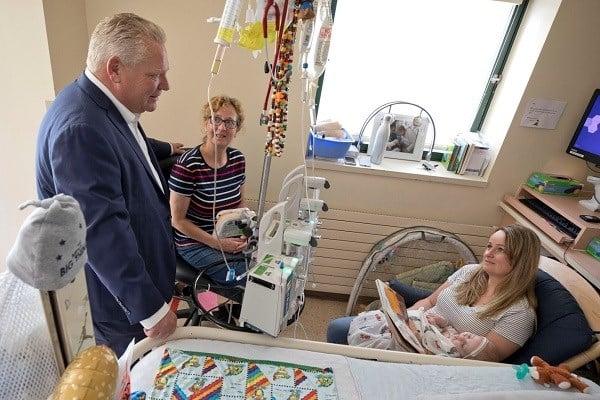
[305,156,489,188]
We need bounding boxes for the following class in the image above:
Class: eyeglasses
[209,116,238,130]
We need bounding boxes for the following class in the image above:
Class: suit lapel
[77,73,167,196]
[138,124,169,194]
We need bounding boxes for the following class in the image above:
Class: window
[315,0,527,150]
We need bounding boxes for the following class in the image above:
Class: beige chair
[539,256,600,372]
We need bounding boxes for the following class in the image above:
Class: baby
[409,309,491,360]
[347,308,491,360]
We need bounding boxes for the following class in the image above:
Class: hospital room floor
[279,294,347,341]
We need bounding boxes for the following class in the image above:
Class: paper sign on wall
[520,98,567,129]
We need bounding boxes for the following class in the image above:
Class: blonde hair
[202,95,245,133]
[86,13,166,72]
[455,224,539,319]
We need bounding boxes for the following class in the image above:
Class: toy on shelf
[580,175,600,212]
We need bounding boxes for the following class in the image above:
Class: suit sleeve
[148,138,172,161]
[50,124,167,323]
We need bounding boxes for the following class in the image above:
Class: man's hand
[144,310,177,340]
[171,142,185,155]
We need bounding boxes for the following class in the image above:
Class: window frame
[314,0,530,144]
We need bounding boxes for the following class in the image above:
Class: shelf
[499,184,600,289]
[504,185,600,251]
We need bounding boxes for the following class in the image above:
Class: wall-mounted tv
[566,88,600,167]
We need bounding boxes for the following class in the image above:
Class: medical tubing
[261,0,290,112]
[205,82,237,280]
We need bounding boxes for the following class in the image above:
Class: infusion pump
[238,253,300,336]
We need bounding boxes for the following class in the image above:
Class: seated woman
[169,95,250,286]
[329,224,540,362]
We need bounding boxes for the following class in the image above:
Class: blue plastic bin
[306,128,353,159]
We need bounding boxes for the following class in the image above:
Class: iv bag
[304,0,333,80]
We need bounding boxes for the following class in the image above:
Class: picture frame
[368,113,429,161]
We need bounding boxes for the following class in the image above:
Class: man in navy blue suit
[36,13,180,357]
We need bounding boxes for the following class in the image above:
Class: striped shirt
[429,264,535,346]
[168,146,246,245]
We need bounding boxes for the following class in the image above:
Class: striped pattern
[294,368,307,386]
[155,348,177,379]
[172,385,187,399]
[169,146,245,244]
[202,356,217,375]
[433,264,535,346]
[191,377,222,400]
[247,200,492,298]
[245,362,269,397]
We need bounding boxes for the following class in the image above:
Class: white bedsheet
[130,335,600,399]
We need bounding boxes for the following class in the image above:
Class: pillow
[505,270,594,365]
[411,279,443,292]
[394,261,455,287]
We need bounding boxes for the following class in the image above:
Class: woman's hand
[426,312,448,328]
[215,237,247,253]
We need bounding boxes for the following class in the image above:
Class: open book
[375,279,427,354]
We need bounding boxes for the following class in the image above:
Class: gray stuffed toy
[6,194,87,291]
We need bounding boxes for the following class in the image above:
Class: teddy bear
[529,355,589,393]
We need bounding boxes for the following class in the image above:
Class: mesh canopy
[0,272,60,398]
[346,226,478,315]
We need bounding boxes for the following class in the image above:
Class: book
[375,279,425,353]
[450,137,469,173]
[439,143,455,170]
[463,146,491,176]
[450,133,491,176]
[447,137,467,172]
[457,142,476,175]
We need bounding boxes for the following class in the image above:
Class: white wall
[0,0,55,272]
[2,0,600,273]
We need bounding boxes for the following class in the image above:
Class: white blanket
[130,336,600,399]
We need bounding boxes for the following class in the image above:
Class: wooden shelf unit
[500,184,600,289]
[503,185,600,251]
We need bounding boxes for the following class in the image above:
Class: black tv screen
[566,88,600,166]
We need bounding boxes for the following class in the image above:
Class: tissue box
[586,237,600,261]
[306,128,353,159]
[526,172,583,196]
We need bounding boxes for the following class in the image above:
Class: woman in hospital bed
[331,224,540,363]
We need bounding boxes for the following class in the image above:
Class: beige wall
[0,0,55,271]
[42,0,89,92]
[2,0,600,272]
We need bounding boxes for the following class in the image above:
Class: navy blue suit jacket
[36,73,176,324]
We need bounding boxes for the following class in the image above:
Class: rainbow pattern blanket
[143,347,339,399]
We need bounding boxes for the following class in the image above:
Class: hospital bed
[129,326,600,399]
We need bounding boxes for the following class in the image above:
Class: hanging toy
[263,0,301,157]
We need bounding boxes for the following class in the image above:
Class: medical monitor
[566,88,600,167]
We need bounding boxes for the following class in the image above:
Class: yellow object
[238,21,276,50]
[51,345,118,400]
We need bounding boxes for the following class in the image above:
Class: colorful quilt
[139,347,339,399]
